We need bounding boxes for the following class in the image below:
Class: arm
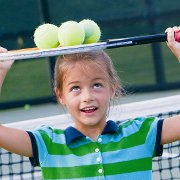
[0,125,33,157]
[161,116,180,144]
[0,47,33,157]
[161,27,180,144]
[0,47,14,95]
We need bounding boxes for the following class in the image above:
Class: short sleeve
[140,116,164,157]
[155,119,164,156]
[27,125,54,167]
[27,131,39,166]
[121,116,164,158]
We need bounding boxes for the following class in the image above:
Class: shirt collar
[64,120,118,145]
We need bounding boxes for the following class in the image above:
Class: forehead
[64,61,108,82]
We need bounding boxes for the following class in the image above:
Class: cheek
[64,95,80,109]
[97,90,111,105]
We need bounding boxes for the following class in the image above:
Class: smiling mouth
[80,107,98,113]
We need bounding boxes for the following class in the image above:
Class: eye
[93,83,103,89]
[71,86,80,92]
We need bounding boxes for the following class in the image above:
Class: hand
[0,47,14,76]
[166,26,180,62]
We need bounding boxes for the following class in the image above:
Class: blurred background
[0,2,180,179]
[0,0,180,110]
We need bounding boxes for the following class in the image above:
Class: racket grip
[9,47,39,52]
[174,30,180,42]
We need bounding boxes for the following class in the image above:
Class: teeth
[82,107,96,110]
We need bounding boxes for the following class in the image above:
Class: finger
[166,28,175,46]
[165,27,171,33]
[172,26,180,32]
[0,47,8,53]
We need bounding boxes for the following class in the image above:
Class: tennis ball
[24,104,31,110]
[34,23,59,49]
[58,21,85,46]
[79,19,101,44]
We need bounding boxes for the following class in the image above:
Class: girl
[0,27,180,180]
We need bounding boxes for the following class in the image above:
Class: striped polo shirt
[28,116,163,180]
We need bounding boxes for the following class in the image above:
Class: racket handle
[9,47,39,52]
[174,30,180,42]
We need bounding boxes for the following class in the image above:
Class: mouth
[80,106,98,114]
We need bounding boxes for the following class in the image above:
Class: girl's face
[56,61,115,132]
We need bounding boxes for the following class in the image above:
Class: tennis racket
[0,31,179,61]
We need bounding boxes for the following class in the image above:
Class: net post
[145,0,166,84]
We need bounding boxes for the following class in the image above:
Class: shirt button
[95,148,99,153]
[96,157,101,162]
[98,168,103,174]
[98,138,102,143]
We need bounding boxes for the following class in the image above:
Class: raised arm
[0,48,32,157]
[161,27,180,144]
[0,47,14,94]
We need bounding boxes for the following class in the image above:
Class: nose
[82,88,94,102]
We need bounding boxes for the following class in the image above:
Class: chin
[82,119,104,127]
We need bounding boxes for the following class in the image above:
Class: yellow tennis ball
[58,21,85,46]
[24,104,31,110]
[79,19,101,44]
[34,23,59,49]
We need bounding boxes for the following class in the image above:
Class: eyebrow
[67,81,80,87]
[67,78,105,86]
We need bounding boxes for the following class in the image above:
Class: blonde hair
[54,50,123,98]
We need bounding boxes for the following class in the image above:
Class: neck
[75,121,106,141]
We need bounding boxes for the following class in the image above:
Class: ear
[110,85,117,100]
[54,87,65,105]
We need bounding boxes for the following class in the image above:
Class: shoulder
[117,116,160,134]
[34,125,64,133]
[29,125,65,142]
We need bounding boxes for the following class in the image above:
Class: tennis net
[0,94,180,179]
